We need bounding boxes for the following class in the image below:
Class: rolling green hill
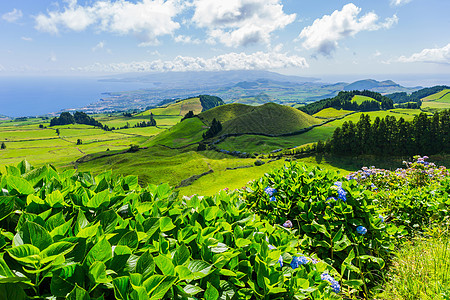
[422,89,450,102]
[351,95,379,104]
[202,102,321,136]
[313,107,353,119]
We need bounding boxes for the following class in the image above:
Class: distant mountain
[344,79,421,93]
[100,70,319,90]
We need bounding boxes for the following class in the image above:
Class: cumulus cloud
[2,8,23,23]
[192,0,296,47]
[298,3,398,56]
[398,43,450,64]
[78,51,308,72]
[35,0,183,45]
[174,35,201,44]
[391,0,412,6]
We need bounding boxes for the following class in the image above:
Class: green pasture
[114,127,164,136]
[352,95,378,104]
[0,128,56,141]
[422,101,450,110]
[313,107,353,118]
[138,97,202,117]
[421,89,450,101]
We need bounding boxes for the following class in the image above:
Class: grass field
[352,95,378,104]
[421,101,450,110]
[138,97,203,116]
[421,89,450,102]
[313,107,353,118]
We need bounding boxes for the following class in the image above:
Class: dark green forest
[300,90,394,115]
[49,111,103,127]
[386,85,449,104]
[325,110,450,156]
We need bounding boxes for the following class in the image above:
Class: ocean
[0,76,151,118]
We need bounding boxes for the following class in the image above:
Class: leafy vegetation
[50,112,103,128]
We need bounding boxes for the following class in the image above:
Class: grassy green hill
[422,89,450,102]
[351,95,379,104]
[313,107,353,119]
[200,102,321,136]
[137,97,203,116]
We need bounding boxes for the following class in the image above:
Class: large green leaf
[159,217,176,232]
[45,190,66,207]
[89,261,110,285]
[0,196,15,221]
[84,238,112,267]
[143,275,177,300]
[7,244,41,265]
[205,282,219,300]
[118,231,139,250]
[113,276,130,300]
[154,255,175,276]
[188,260,213,280]
[67,285,90,300]
[6,175,34,195]
[21,221,53,251]
[0,283,27,300]
[41,242,75,259]
[86,190,110,209]
[173,244,190,266]
[136,250,155,280]
[17,160,32,175]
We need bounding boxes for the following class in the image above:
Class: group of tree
[199,95,225,111]
[181,110,195,122]
[50,112,103,128]
[324,110,450,156]
[202,118,222,139]
[386,85,449,104]
[300,90,394,115]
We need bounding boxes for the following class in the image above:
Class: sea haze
[0,76,151,118]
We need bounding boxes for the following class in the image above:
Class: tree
[1,142,5,150]
[202,118,222,139]
[56,129,60,135]
[181,111,195,121]
[76,139,82,145]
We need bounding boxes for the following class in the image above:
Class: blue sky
[0,0,449,78]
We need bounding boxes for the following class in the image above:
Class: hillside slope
[201,102,321,136]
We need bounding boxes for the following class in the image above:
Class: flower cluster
[356,225,367,235]
[332,181,347,202]
[264,186,277,202]
[283,220,293,228]
[321,273,340,293]
[290,256,309,269]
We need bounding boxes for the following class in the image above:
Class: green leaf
[359,255,385,269]
[159,217,176,232]
[343,279,364,288]
[0,196,15,221]
[188,260,213,280]
[202,207,220,222]
[154,255,175,276]
[7,244,41,265]
[205,282,219,300]
[21,221,53,251]
[235,238,251,248]
[0,254,13,277]
[45,190,67,207]
[86,190,110,209]
[0,283,27,300]
[183,284,204,296]
[136,251,155,280]
[118,231,139,250]
[17,160,32,175]
[113,276,130,300]
[44,211,65,232]
[89,261,110,285]
[143,275,177,300]
[173,244,190,266]
[84,237,112,267]
[41,242,75,258]
[6,175,34,195]
[67,285,90,300]
[76,223,100,239]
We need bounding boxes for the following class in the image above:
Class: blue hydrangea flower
[283,220,293,228]
[270,196,276,202]
[264,187,277,196]
[337,188,347,201]
[321,273,340,294]
[290,256,309,269]
[371,183,378,191]
[334,181,342,188]
[379,214,384,222]
[356,225,367,235]
[268,244,276,250]
[278,255,283,268]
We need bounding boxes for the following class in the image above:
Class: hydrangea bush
[241,162,398,297]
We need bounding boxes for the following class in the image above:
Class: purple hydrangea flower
[283,220,293,228]
[356,225,367,235]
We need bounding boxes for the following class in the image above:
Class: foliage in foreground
[0,161,340,299]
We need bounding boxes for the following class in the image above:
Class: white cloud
[78,51,308,72]
[298,3,398,56]
[21,37,33,42]
[35,0,183,45]
[2,8,23,23]
[398,43,450,64]
[49,53,57,62]
[391,0,412,6]
[192,0,296,47]
[92,41,105,52]
[373,50,382,57]
[174,35,201,44]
